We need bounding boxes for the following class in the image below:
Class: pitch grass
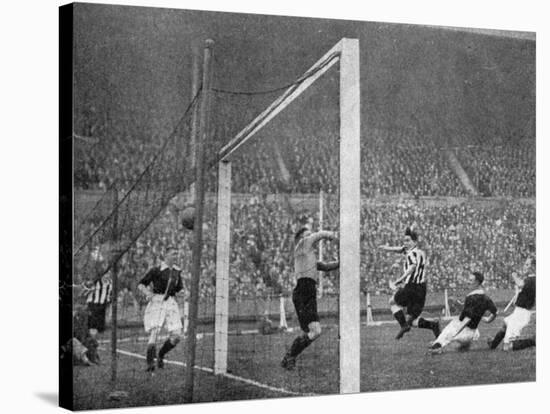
[73,315,535,410]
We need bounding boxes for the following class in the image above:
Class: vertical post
[279,295,288,329]
[338,38,360,394]
[110,259,119,384]
[444,288,451,318]
[188,44,201,203]
[110,187,119,384]
[183,299,189,335]
[318,190,324,298]
[183,39,214,403]
[214,160,232,374]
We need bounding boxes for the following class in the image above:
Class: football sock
[288,334,313,358]
[418,317,436,330]
[512,338,536,351]
[393,310,408,328]
[158,339,176,358]
[489,329,506,349]
[85,337,100,363]
[146,344,157,366]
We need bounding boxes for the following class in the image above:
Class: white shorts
[435,317,480,348]
[144,295,183,334]
[504,307,532,344]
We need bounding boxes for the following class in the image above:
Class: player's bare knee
[308,322,322,340]
[169,331,181,345]
[503,342,513,351]
[390,304,402,314]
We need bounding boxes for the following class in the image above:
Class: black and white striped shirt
[86,278,112,305]
[403,246,426,285]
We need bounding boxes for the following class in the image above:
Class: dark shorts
[292,278,319,332]
[394,283,427,319]
[87,303,107,332]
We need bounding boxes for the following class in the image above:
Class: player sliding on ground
[138,246,184,373]
[488,257,536,351]
[430,271,497,352]
[379,227,440,340]
[281,227,338,371]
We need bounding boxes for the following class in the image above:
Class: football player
[281,227,339,370]
[138,246,184,372]
[430,271,497,352]
[379,227,440,339]
[488,257,536,351]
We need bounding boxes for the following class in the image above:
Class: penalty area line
[113,347,314,397]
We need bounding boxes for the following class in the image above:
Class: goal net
[206,38,360,395]
[71,90,201,407]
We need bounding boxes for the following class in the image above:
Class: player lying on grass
[488,257,536,351]
[281,227,339,371]
[138,246,184,372]
[379,227,440,340]
[430,271,497,352]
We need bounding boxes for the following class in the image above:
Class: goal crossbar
[217,41,343,162]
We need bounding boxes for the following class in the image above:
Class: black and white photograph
[4,0,545,413]
[56,1,541,410]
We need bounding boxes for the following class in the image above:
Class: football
[181,206,195,230]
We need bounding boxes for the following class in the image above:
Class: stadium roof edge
[425,25,535,41]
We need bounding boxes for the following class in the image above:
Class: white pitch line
[99,327,296,345]
[362,316,455,327]
[113,348,313,397]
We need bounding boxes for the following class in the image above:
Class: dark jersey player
[137,246,184,372]
[281,227,339,371]
[430,271,497,352]
[378,227,440,339]
[488,257,536,351]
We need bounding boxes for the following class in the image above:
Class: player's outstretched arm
[482,312,497,324]
[317,260,339,272]
[378,244,405,253]
[483,298,498,323]
[310,230,338,245]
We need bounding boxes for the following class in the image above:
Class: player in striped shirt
[281,227,339,370]
[379,227,440,340]
[81,254,112,364]
[488,256,536,351]
[86,275,112,334]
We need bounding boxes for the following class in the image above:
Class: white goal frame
[213,38,360,393]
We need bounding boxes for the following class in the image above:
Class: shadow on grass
[35,392,58,406]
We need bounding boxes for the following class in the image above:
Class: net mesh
[72,92,203,408]
[208,66,342,395]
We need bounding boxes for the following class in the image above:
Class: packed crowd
[75,194,535,304]
[455,145,535,197]
[74,122,536,197]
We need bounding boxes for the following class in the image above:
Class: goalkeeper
[281,227,338,371]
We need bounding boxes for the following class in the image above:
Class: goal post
[214,160,232,374]
[339,38,361,394]
[213,38,360,393]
